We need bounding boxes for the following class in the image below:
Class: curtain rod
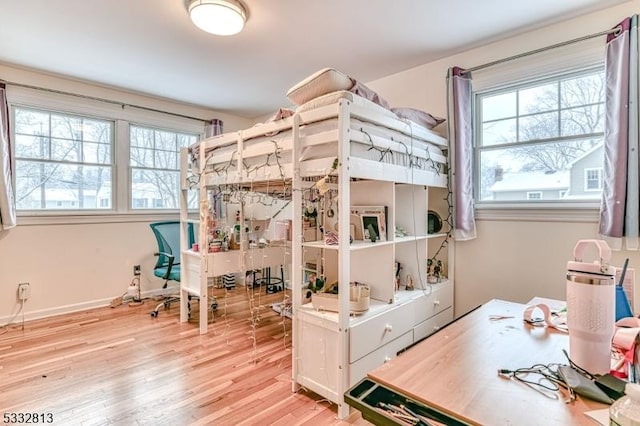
[461,25,622,75]
[2,80,208,123]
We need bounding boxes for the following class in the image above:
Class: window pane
[14,134,49,159]
[51,114,80,140]
[155,130,176,151]
[519,83,557,114]
[131,168,180,209]
[83,142,111,164]
[478,139,603,202]
[482,119,516,146]
[561,105,604,136]
[482,92,516,121]
[50,138,80,162]
[83,119,111,143]
[14,109,49,136]
[154,149,178,169]
[131,146,154,168]
[561,73,605,108]
[130,126,154,148]
[519,111,559,141]
[15,160,112,210]
[178,134,197,149]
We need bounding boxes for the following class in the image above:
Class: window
[10,86,205,219]
[129,125,197,210]
[585,168,603,191]
[13,107,114,210]
[475,68,605,203]
[527,192,542,200]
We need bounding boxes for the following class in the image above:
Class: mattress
[198,92,447,186]
[296,90,397,119]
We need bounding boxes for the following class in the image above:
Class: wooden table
[365,299,608,425]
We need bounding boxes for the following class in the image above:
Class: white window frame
[473,68,606,223]
[7,85,205,225]
[584,167,603,191]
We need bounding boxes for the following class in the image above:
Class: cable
[0,299,25,334]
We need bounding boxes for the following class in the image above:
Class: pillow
[267,107,295,122]
[287,68,354,105]
[350,80,390,110]
[391,107,445,130]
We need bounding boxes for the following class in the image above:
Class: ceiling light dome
[188,0,247,36]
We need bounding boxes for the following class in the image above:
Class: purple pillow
[391,107,445,130]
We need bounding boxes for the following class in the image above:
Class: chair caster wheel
[211,302,218,311]
[150,311,158,318]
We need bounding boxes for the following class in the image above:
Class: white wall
[367,1,640,316]
[0,64,253,323]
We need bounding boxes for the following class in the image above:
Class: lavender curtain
[599,15,639,250]
[205,118,223,137]
[447,67,476,241]
[0,83,16,230]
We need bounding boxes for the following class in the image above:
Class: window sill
[475,202,600,223]
[17,211,184,226]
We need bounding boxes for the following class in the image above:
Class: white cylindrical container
[566,270,615,375]
[610,383,640,425]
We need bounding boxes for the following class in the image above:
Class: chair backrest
[149,221,194,269]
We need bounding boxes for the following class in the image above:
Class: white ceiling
[0,0,629,118]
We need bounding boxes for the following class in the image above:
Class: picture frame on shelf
[351,206,387,241]
[361,213,384,242]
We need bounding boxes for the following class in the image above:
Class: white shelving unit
[291,101,452,419]
[178,147,291,334]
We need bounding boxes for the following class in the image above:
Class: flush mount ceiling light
[188,0,247,36]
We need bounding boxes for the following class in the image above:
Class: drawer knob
[384,324,393,332]
[433,300,440,306]
[433,325,440,331]
[384,356,392,363]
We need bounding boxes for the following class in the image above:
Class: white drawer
[350,305,413,363]
[411,283,453,326]
[244,246,289,269]
[413,306,453,343]
[349,331,413,387]
[206,251,242,276]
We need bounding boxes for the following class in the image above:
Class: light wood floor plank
[0,286,371,425]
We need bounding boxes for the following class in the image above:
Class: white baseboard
[0,285,180,325]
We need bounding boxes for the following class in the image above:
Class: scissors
[489,315,515,321]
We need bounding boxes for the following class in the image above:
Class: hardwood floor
[0,286,371,426]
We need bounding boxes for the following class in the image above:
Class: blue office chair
[149,221,217,318]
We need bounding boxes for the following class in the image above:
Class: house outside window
[475,67,605,204]
[13,107,114,211]
[585,168,603,191]
[130,125,197,210]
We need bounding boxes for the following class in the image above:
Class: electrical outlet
[17,282,30,300]
[133,265,141,276]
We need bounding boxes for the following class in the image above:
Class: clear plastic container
[611,383,640,425]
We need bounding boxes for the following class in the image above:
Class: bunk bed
[181,68,451,418]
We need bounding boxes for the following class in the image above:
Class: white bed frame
[180,98,450,418]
